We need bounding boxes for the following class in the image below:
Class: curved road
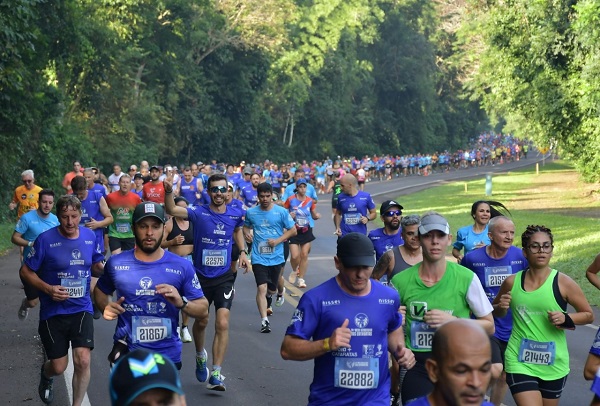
[2,153,596,405]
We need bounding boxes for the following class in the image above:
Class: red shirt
[142,181,165,204]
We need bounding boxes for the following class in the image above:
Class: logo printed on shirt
[214,223,226,235]
[192,275,201,290]
[136,277,155,295]
[410,301,428,320]
[355,313,369,328]
[50,242,62,248]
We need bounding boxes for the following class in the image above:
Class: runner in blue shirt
[244,182,297,333]
[20,195,105,405]
[12,189,59,320]
[282,168,318,202]
[461,216,527,405]
[95,202,208,374]
[164,173,249,391]
[239,172,260,208]
[334,174,376,237]
[281,233,415,406]
[368,200,404,262]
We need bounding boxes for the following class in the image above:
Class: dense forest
[2,0,600,220]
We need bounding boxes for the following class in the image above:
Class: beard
[135,232,163,254]
[387,221,401,231]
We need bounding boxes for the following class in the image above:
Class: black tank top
[167,218,194,246]
[391,246,412,279]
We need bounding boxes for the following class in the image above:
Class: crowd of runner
[18,129,600,406]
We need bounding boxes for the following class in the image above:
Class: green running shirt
[505,269,569,379]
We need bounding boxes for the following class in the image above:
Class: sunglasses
[23,179,33,184]
[384,210,402,217]
[210,186,228,194]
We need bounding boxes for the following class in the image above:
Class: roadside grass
[380,160,600,305]
[0,222,15,256]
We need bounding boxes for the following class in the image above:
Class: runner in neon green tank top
[390,212,494,404]
[493,225,593,406]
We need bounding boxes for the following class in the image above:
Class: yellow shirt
[12,185,42,219]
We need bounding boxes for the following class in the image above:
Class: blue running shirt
[25,226,103,321]
[336,191,376,236]
[286,278,402,406]
[461,246,528,341]
[368,228,404,262]
[244,204,295,266]
[96,250,204,363]
[186,204,244,278]
[15,210,59,259]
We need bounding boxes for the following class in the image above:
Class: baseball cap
[174,196,188,206]
[133,172,143,180]
[150,165,160,171]
[418,212,450,235]
[243,167,253,175]
[109,349,184,406]
[227,181,235,191]
[380,200,404,215]
[336,233,375,267]
[296,178,307,186]
[132,202,165,224]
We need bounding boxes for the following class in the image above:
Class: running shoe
[266,295,273,316]
[296,278,307,288]
[288,271,298,284]
[261,319,271,333]
[18,298,29,320]
[195,349,209,382]
[181,326,192,343]
[207,370,226,391]
[275,287,286,307]
[38,364,54,404]
[390,392,400,406]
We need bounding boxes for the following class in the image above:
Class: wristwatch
[177,296,189,310]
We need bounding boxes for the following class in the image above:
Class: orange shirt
[12,185,43,219]
[62,171,83,193]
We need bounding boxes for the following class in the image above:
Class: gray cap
[336,233,375,267]
[418,213,450,235]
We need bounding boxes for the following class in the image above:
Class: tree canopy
[2,0,599,220]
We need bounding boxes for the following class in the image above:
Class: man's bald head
[426,319,492,406]
[340,174,358,187]
[432,319,490,364]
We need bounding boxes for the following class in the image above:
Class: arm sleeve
[466,274,494,317]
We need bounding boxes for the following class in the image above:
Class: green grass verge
[376,160,600,305]
[0,222,15,256]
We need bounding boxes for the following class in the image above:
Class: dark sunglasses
[384,210,402,217]
[210,186,228,194]
[23,179,33,184]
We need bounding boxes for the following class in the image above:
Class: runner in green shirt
[493,225,593,406]
[390,212,494,404]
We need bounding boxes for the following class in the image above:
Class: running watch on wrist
[177,296,189,310]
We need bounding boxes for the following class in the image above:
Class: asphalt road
[2,154,597,405]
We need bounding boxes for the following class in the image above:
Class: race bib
[131,316,172,344]
[116,223,130,233]
[297,217,308,227]
[344,213,361,225]
[518,339,555,365]
[202,249,226,267]
[484,266,512,287]
[334,358,379,390]
[258,242,273,255]
[411,321,435,350]
[61,278,86,298]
